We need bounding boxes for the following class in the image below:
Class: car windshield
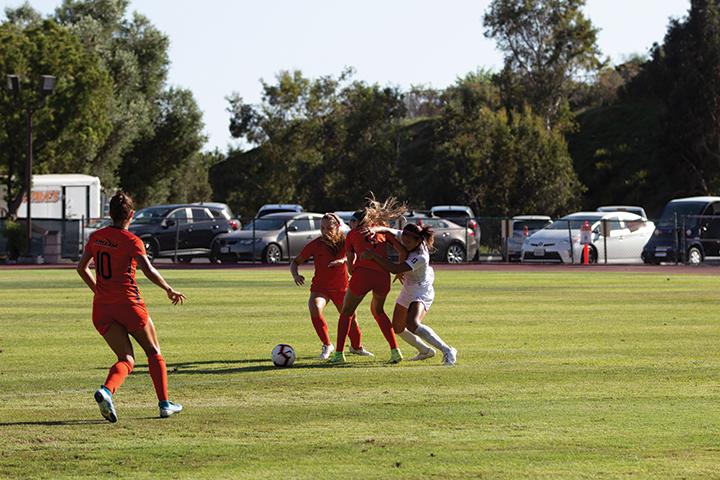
[243,218,287,231]
[546,218,599,230]
[658,202,706,226]
[514,220,550,231]
[132,207,171,224]
[434,210,468,218]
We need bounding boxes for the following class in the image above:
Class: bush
[3,220,27,260]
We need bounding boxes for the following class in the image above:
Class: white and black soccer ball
[271,344,296,367]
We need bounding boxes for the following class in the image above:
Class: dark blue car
[642,196,720,265]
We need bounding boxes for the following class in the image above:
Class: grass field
[1,267,720,479]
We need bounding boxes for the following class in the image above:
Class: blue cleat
[159,401,183,418]
[94,386,118,423]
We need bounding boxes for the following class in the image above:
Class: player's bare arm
[290,254,306,286]
[76,247,97,293]
[360,250,412,275]
[135,254,186,305]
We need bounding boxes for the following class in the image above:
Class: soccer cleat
[442,347,458,366]
[94,386,118,423]
[348,346,374,357]
[329,351,346,364]
[320,344,335,360]
[410,347,436,362]
[388,348,403,364]
[159,401,183,418]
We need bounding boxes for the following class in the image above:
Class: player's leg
[95,321,135,423]
[370,292,402,363]
[129,317,182,417]
[309,292,334,359]
[332,291,372,356]
[330,290,365,363]
[409,301,457,366]
[394,302,434,360]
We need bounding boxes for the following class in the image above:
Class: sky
[2,0,692,151]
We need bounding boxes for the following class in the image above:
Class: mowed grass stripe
[0,268,719,479]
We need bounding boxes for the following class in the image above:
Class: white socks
[414,324,450,354]
[399,329,431,353]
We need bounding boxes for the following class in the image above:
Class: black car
[642,196,720,265]
[129,203,239,262]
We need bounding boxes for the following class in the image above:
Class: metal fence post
[465,218,469,263]
[674,212,679,265]
[81,215,85,254]
[173,219,180,263]
[567,220,574,264]
[252,219,256,264]
[285,221,290,262]
[603,219,608,264]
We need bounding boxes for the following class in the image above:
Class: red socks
[311,315,332,345]
[147,353,169,402]
[103,360,133,394]
[372,311,398,349]
[336,314,352,351]
[348,314,363,350]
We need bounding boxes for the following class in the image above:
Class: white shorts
[396,284,435,311]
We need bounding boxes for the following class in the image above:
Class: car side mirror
[287,225,299,232]
[164,219,176,228]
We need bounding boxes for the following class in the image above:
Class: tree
[484,0,602,129]
[0,15,113,217]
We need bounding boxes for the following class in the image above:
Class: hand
[393,273,405,285]
[166,288,186,305]
[293,274,305,286]
[327,259,344,268]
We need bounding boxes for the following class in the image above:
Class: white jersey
[392,229,435,310]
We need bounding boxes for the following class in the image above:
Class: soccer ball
[271,344,296,367]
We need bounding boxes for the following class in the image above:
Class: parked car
[404,216,478,263]
[212,212,327,264]
[129,203,238,262]
[429,205,481,258]
[642,196,720,265]
[521,211,655,264]
[597,205,648,219]
[256,204,304,218]
[503,215,553,261]
[193,202,241,230]
[83,217,112,246]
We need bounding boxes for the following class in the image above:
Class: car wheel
[687,246,703,265]
[176,256,193,264]
[262,243,283,264]
[142,237,158,263]
[445,242,466,264]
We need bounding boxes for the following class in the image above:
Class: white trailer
[2,174,103,220]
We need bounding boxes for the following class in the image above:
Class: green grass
[1,268,719,479]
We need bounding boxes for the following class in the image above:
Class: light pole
[6,74,56,258]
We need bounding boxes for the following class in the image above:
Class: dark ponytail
[402,223,434,251]
[109,191,134,224]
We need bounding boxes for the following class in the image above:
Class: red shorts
[312,289,347,308]
[348,267,391,297]
[92,302,150,335]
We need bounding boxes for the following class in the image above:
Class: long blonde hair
[360,194,407,227]
[320,213,345,256]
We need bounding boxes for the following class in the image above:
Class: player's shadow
[0,419,105,427]
[168,356,374,375]
[94,358,267,371]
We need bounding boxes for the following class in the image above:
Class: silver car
[504,215,553,261]
[211,212,328,264]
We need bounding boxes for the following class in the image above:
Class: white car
[521,211,655,264]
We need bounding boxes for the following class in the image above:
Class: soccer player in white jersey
[360,223,457,366]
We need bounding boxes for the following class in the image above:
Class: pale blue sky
[3,0,691,151]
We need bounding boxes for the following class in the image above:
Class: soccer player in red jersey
[290,213,373,359]
[329,197,407,364]
[77,192,186,423]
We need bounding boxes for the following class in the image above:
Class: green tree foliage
[119,87,208,206]
[484,0,602,129]
[0,14,113,217]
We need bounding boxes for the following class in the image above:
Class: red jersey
[87,226,146,305]
[346,228,388,273]
[299,238,348,292]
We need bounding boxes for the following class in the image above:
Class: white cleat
[349,346,374,357]
[410,347,436,361]
[320,344,335,360]
[159,401,183,418]
[94,387,118,423]
[442,347,457,366]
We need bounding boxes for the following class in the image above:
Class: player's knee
[145,346,161,358]
[406,321,419,333]
[119,354,135,370]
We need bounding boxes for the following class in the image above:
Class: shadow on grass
[0,419,105,427]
